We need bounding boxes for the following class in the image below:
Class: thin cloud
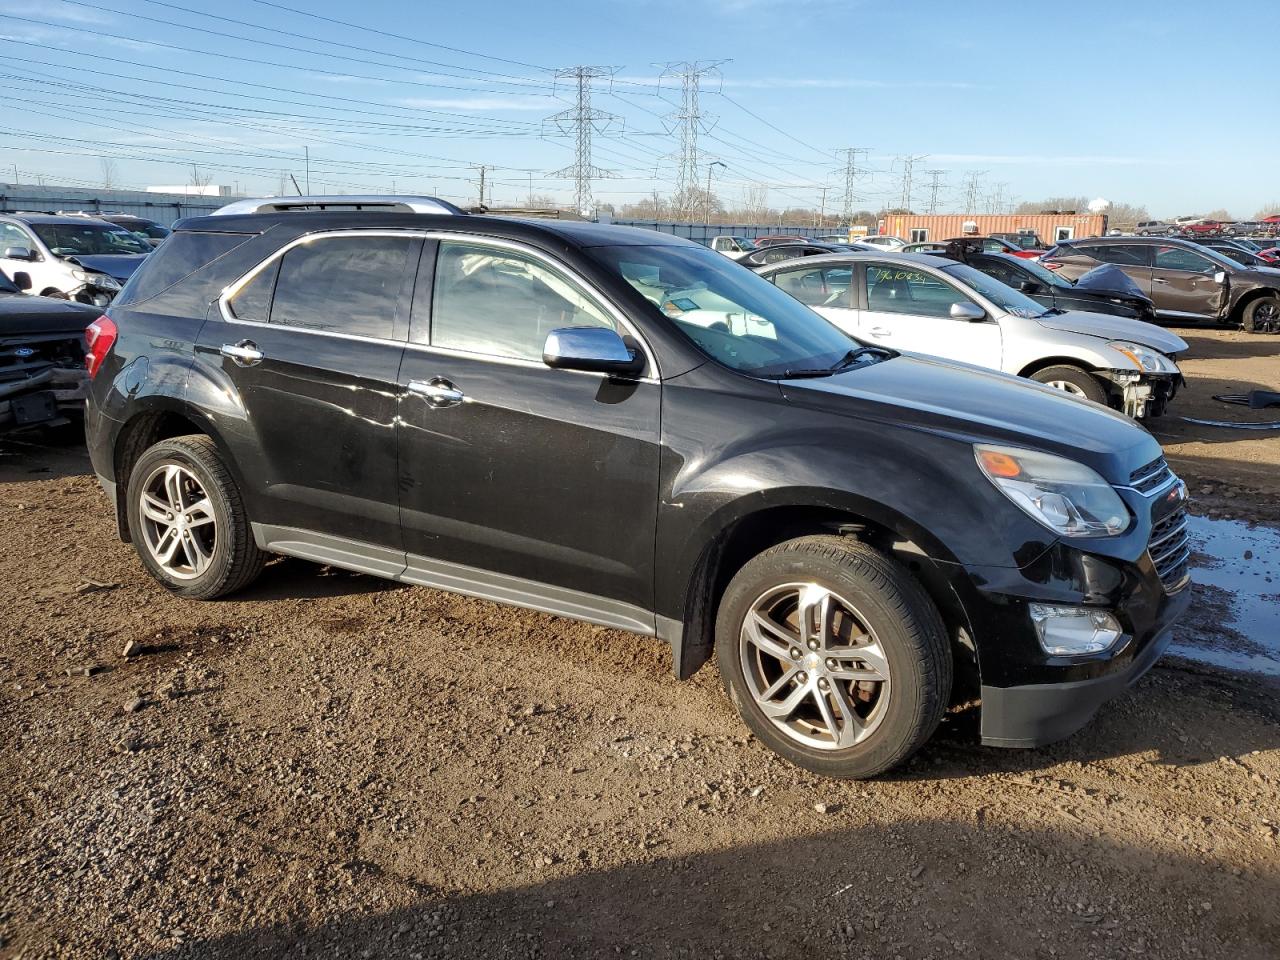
[0,0,111,24]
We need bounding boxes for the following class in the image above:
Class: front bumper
[979,626,1173,748]
[0,367,89,432]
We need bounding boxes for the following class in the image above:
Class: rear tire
[126,435,265,599]
[715,535,951,779]
[1242,296,1280,334]
[1028,364,1109,404]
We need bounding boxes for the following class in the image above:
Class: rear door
[1075,242,1154,294]
[1151,245,1227,320]
[860,262,1001,367]
[767,262,857,334]
[394,237,661,622]
[197,231,419,552]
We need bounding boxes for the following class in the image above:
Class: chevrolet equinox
[83,196,1191,778]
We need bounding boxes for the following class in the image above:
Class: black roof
[172,211,696,249]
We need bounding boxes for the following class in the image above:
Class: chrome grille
[1148,504,1190,593]
[1129,456,1174,494]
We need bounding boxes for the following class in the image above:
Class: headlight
[975,444,1131,538]
[1108,341,1177,374]
[69,268,120,290]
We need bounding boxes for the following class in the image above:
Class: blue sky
[3,0,1277,217]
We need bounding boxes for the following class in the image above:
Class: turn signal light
[85,315,118,379]
[976,448,1023,479]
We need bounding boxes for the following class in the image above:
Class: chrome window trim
[216,228,660,381]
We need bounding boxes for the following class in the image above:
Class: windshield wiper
[774,347,886,379]
[1038,307,1067,317]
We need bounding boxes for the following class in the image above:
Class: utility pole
[896,155,927,212]
[962,170,987,214]
[817,185,829,227]
[304,146,310,194]
[546,65,619,217]
[924,169,946,214]
[473,164,491,208]
[832,147,869,223]
[659,60,726,220]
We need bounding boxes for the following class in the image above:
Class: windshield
[940,262,1050,319]
[587,244,871,378]
[32,222,151,256]
[732,237,758,250]
[0,270,19,293]
[1013,256,1073,288]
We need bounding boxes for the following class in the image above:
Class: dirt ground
[2,327,1279,960]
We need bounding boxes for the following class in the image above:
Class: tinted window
[865,264,967,318]
[1082,243,1151,267]
[270,236,414,339]
[432,241,617,362]
[1154,245,1215,273]
[970,256,1026,289]
[227,259,279,322]
[771,264,853,308]
[123,231,251,304]
[31,222,151,256]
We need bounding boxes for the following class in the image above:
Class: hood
[1035,310,1188,355]
[1073,263,1147,299]
[780,353,1159,483]
[0,292,100,336]
[63,253,148,282]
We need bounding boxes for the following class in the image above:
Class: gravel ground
[2,327,1279,960]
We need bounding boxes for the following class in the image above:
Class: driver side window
[1155,246,1215,274]
[431,241,617,362]
[865,264,966,318]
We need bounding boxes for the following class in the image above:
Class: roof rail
[208,195,466,217]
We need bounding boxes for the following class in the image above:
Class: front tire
[715,536,951,779]
[126,435,265,599]
[1242,296,1280,334]
[1029,364,1109,404]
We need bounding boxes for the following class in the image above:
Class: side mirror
[1018,279,1042,294]
[950,300,987,322]
[12,271,32,291]
[543,326,644,377]
[1214,270,1226,284]
[3,246,35,262]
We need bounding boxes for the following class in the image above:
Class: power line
[545,67,619,217]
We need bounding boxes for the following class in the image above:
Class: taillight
[1042,261,1064,271]
[85,315,118,379]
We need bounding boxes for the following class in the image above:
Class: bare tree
[1105,202,1151,231]
[1014,195,1089,214]
[188,165,214,194]
[1253,202,1280,220]
[99,158,118,190]
[1203,208,1233,222]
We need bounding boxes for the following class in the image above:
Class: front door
[195,232,419,551]
[1151,244,1227,319]
[860,262,1001,368]
[396,238,662,622]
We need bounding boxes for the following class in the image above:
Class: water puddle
[1169,515,1280,677]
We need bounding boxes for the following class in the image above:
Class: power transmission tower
[658,60,726,219]
[924,169,947,214]
[896,155,928,212]
[832,147,869,223]
[545,66,620,217]
[961,170,987,214]
[987,181,1010,214]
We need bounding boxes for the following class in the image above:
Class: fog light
[1027,603,1123,656]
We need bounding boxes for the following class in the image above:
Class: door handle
[407,378,465,408]
[220,340,263,365]
[1152,278,1170,284]
[867,327,891,338]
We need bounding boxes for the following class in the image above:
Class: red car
[1177,219,1222,237]
[946,236,1044,259]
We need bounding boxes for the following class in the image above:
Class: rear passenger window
[771,265,853,308]
[268,235,414,339]
[431,241,617,361]
[1083,244,1151,267]
[1154,246,1215,273]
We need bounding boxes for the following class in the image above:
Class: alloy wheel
[1045,379,1087,397]
[138,463,218,580]
[1256,302,1280,325]
[739,582,891,750]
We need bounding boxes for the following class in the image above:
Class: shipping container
[877,213,1109,247]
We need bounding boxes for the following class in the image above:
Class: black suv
[83,197,1191,778]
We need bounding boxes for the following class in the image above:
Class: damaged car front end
[0,271,99,434]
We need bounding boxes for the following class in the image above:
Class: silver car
[757,252,1187,418]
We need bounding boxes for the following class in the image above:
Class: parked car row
[80,193,1191,780]
[1134,216,1280,239]
[0,212,155,305]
